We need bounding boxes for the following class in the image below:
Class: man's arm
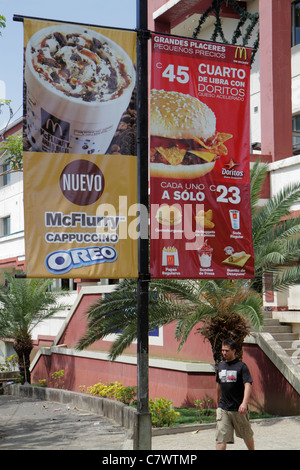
[238,382,252,415]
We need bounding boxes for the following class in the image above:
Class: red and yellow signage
[23,19,138,278]
[150,33,254,279]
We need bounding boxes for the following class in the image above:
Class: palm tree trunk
[14,335,33,384]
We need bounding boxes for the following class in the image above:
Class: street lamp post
[135,0,152,450]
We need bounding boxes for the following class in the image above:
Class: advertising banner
[150,33,254,279]
[23,18,138,278]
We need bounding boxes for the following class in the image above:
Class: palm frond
[77,278,200,353]
[175,303,214,350]
[0,274,66,340]
[252,183,300,244]
[232,293,263,330]
[267,266,300,292]
[250,158,268,214]
[77,157,300,361]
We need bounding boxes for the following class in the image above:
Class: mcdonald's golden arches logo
[235,46,247,60]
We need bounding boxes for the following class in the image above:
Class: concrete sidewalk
[152,416,300,450]
[0,394,299,450]
[0,395,129,450]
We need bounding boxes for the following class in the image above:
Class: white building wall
[0,173,24,258]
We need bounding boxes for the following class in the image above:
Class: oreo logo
[45,246,117,274]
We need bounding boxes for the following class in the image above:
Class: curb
[5,384,138,439]
[5,384,300,439]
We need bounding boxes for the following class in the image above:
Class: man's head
[221,338,237,362]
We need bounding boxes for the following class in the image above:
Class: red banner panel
[150,34,254,279]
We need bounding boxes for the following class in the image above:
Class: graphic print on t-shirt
[219,370,237,383]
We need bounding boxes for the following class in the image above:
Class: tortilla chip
[155,147,186,166]
[195,132,232,154]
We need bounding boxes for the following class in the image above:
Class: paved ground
[0,395,129,450]
[0,394,299,451]
[152,416,300,450]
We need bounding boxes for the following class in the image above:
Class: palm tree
[77,278,200,360]
[77,277,263,366]
[250,158,300,293]
[77,159,300,364]
[175,279,263,369]
[0,274,66,384]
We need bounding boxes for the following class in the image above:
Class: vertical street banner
[150,33,254,279]
[23,18,138,278]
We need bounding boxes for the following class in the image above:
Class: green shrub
[87,380,136,405]
[114,385,137,405]
[0,354,18,372]
[194,397,214,422]
[50,369,65,389]
[85,380,181,427]
[149,398,180,427]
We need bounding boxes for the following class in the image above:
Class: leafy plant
[0,15,6,34]
[50,369,65,389]
[38,379,47,387]
[251,159,300,293]
[0,354,18,372]
[86,380,137,405]
[194,397,214,422]
[77,158,300,370]
[114,385,137,405]
[149,398,180,427]
[0,273,66,384]
[1,135,23,171]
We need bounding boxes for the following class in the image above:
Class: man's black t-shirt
[216,358,253,411]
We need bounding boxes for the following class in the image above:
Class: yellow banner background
[24,152,138,278]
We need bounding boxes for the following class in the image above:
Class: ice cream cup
[198,242,213,268]
[25,24,136,154]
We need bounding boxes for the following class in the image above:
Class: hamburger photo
[150,89,232,179]
[155,204,182,227]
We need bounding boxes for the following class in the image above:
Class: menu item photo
[150,89,232,179]
[24,22,136,154]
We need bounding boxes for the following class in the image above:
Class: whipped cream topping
[30,30,133,102]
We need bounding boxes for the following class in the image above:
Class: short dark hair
[222,338,237,350]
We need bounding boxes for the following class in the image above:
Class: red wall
[31,292,300,414]
[31,344,300,414]
[243,344,300,416]
[56,292,214,362]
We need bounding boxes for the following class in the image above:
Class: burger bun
[155,204,182,226]
[150,90,217,179]
[151,89,216,141]
[150,160,215,179]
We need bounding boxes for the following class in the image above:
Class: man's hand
[239,382,252,414]
[238,402,248,415]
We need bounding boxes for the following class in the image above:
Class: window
[1,163,11,186]
[292,1,300,46]
[292,115,300,154]
[1,216,11,237]
[49,278,77,291]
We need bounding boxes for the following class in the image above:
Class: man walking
[216,338,255,450]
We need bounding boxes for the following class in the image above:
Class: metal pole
[135,0,151,451]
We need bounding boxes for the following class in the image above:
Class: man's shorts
[216,408,254,444]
